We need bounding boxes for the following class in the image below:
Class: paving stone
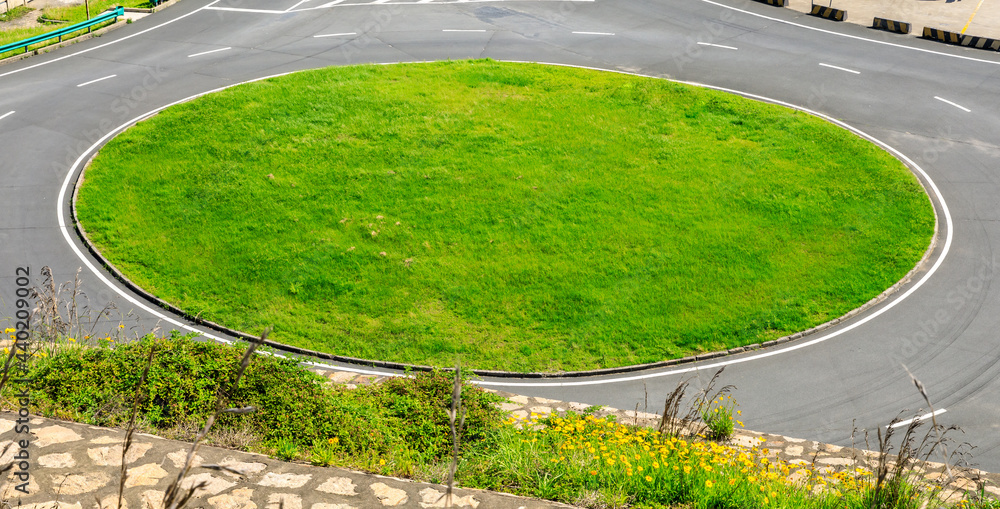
[267,493,303,509]
[328,372,355,384]
[529,406,552,416]
[167,449,204,469]
[140,490,164,509]
[180,472,236,497]
[0,419,15,435]
[823,444,843,453]
[499,402,521,412]
[92,436,121,444]
[50,471,111,495]
[311,504,358,509]
[568,402,589,412]
[817,457,854,466]
[96,494,128,509]
[209,487,257,509]
[511,410,528,420]
[125,462,170,488]
[370,482,408,506]
[34,425,83,447]
[417,487,480,508]
[2,473,40,499]
[784,437,806,443]
[218,457,268,478]
[508,395,529,405]
[316,477,358,496]
[784,445,804,457]
[88,443,153,466]
[22,502,82,509]
[533,397,560,405]
[731,435,759,448]
[984,485,1000,496]
[259,472,312,488]
[39,452,76,468]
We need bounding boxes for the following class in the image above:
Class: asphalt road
[2,0,1000,471]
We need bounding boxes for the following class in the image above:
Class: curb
[872,17,910,35]
[68,67,943,380]
[810,5,847,22]
[922,27,963,45]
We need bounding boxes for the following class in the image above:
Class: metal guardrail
[0,6,123,56]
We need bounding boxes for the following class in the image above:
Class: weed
[274,438,299,461]
[700,393,738,441]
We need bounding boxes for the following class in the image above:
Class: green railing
[0,6,124,56]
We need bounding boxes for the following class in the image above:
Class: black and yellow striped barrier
[922,27,962,44]
[960,34,1000,50]
[752,0,786,6]
[872,17,910,34]
[810,5,846,22]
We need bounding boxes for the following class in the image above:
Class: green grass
[0,6,32,23]
[76,60,935,372]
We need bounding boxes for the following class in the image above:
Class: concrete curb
[810,5,847,22]
[872,17,910,34]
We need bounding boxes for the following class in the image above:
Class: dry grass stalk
[657,367,733,439]
[442,364,466,508]
[162,328,269,509]
[118,345,157,509]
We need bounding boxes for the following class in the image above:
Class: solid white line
[313,32,356,38]
[0,111,14,121]
[697,41,737,50]
[0,0,223,79]
[699,0,1000,67]
[889,409,947,428]
[934,96,971,112]
[204,6,286,13]
[819,62,860,74]
[76,74,117,87]
[442,29,486,32]
[572,31,615,35]
[59,63,954,385]
[187,47,232,58]
[290,0,594,12]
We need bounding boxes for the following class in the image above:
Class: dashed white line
[442,29,487,32]
[889,409,947,428]
[188,47,232,58]
[572,31,615,35]
[697,41,737,50]
[819,62,860,74]
[314,32,357,38]
[76,74,117,87]
[0,111,14,121]
[934,96,972,112]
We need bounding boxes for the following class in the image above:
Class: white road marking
[819,62,860,74]
[76,74,117,87]
[60,62,954,387]
[889,409,947,428]
[442,29,487,32]
[313,32,357,38]
[204,6,285,13]
[285,0,312,11]
[187,47,232,58]
[934,96,971,112]
[0,111,14,121]
[697,41,737,50]
[572,31,615,35]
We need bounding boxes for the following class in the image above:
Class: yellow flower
[328,437,339,445]
[645,475,653,482]
[379,459,386,466]
[683,466,691,474]
[705,480,714,489]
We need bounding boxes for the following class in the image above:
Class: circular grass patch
[77,60,934,372]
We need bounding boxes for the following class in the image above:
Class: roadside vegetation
[0,0,146,59]
[2,333,997,509]
[76,60,935,372]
